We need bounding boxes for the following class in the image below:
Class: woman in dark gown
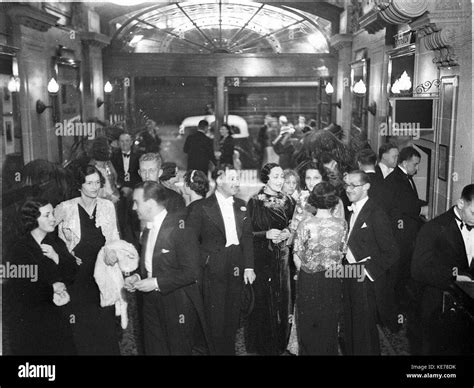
[217,124,235,167]
[55,165,121,355]
[6,198,77,355]
[246,163,295,355]
[293,182,347,355]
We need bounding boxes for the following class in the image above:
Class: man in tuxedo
[187,167,256,355]
[183,120,217,175]
[375,142,399,180]
[124,181,210,355]
[343,171,399,355]
[384,147,428,308]
[111,133,141,241]
[412,184,474,355]
[357,149,397,331]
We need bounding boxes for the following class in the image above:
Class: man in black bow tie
[384,147,428,312]
[412,184,474,355]
[187,167,255,354]
[111,133,141,241]
[342,171,399,355]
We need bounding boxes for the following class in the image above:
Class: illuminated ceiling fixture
[392,70,411,93]
[325,82,334,95]
[104,81,113,93]
[353,79,366,96]
[129,35,144,45]
[47,77,60,94]
[7,76,20,93]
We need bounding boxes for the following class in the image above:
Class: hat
[240,283,255,319]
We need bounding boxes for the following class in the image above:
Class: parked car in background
[178,114,258,169]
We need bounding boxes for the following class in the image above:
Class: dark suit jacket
[186,194,254,270]
[384,166,426,247]
[139,212,198,294]
[162,184,186,214]
[411,207,472,320]
[6,232,77,355]
[366,171,389,212]
[183,131,216,174]
[141,130,161,153]
[111,150,141,189]
[219,136,235,166]
[347,198,399,281]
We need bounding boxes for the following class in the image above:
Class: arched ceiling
[108,0,334,54]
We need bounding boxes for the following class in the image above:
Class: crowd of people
[4,115,474,356]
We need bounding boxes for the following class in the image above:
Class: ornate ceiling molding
[80,32,111,49]
[7,5,59,33]
[359,0,429,34]
[410,13,458,67]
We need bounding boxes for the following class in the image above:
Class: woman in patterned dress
[293,182,347,355]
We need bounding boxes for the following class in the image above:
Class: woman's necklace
[80,198,97,219]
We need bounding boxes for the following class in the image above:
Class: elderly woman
[293,182,347,355]
[246,163,295,355]
[6,198,77,355]
[54,164,120,355]
[282,169,301,204]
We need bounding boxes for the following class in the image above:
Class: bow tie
[347,205,355,212]
[123,153,130,158]
[454,212,473,231]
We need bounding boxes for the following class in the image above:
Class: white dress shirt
[346,196,374,281]
[378,162,393,179]
[215,190,239,247]
[143,209,168,289]
[454,207,474,266]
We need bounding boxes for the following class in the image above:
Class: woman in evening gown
[246,163,295,355]
[293,182,347,355]
[55,164,121,355]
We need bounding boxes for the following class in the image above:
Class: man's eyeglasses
[344,182,365,190]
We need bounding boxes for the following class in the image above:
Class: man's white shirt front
[378,162,393,179]
[122,152,130,176]
[346,196,374,281]
[215,190,239,247]
[143,209,168,289]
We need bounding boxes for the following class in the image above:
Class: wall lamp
[325,82,341,109]
[36,77,59,114]
[97,82,113,108]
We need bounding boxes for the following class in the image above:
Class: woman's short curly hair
[297,160,329,190]
[308,182,340,210]
[184,169,209,198]
[260,163,281,184]
[20,197,50,233]
[72,164,105,193]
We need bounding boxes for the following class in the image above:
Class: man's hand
[124,274,140,292]
[134,278,158,293]
[243,269,256,285]
[266,229,281,240]
[104,250,118,266]
[41,244,59,264]
[52,281,66,294]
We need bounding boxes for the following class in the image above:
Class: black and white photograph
[0,0,473,385]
